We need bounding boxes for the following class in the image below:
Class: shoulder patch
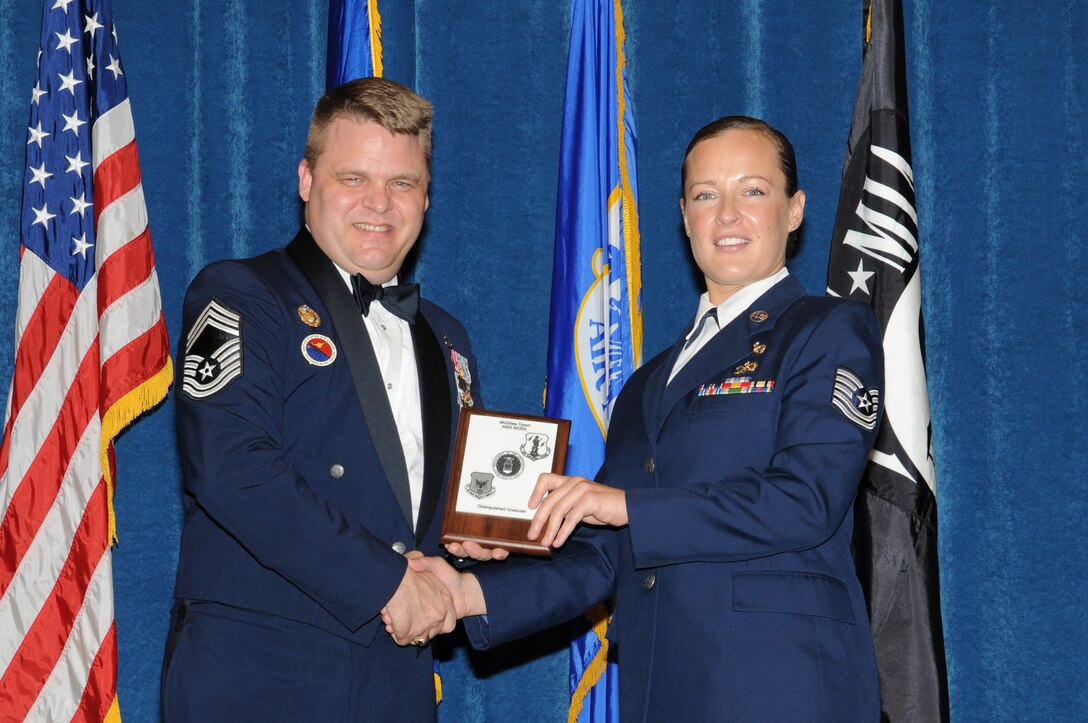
[182,298,243,399]
[831,366,880,430]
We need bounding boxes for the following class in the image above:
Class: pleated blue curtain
[0,1,1084,720]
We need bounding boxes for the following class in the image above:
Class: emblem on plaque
[520,433,552,461]
[492,451,524,480]
[466,471,496,499]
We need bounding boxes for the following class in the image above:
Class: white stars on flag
[62,110,86,136]
[54,28,79,53]
[848,258,875,296]
[84,12,103,35]
[28,122,50,147]
[65,151,89,175]
[23,0,133,286]
[105,53,122,78]
[70,193,91,217]
[58,68,82,94]
[29,162,53,187]
[71,232,93,258]
[32,203,56,228]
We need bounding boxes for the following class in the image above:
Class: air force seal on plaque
[493,451,524,480]
[831,366,880,430]
[183,298,243,399]
[467,472,496,499]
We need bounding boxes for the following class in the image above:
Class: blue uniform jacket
[172,228,481,645]
[467,275,882,721]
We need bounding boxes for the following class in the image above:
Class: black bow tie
[350,274,419,323]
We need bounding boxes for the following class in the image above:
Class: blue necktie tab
[684,309,718,349]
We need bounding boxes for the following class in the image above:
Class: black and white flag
[826,1,950,721]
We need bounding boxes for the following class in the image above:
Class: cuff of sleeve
[462,614,491,650]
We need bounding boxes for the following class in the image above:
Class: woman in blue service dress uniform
[416,116,884,722]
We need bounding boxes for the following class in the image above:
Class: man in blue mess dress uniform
[161,77,481,722]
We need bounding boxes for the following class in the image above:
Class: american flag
[0,0,172,720]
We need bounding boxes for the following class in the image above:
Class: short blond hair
[304,77,433,171]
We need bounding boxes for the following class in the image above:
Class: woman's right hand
[528,474,629,548]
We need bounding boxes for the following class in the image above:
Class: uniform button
[644,457,655,473]
[329,464,344,478]
[386,382,393,390]
[391,541,407,554]
[643,573,656,590]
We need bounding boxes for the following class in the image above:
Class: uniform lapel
[642,325,689,441]
[286,229,414,529]
[411,311,451,545]
[649,276,807,438]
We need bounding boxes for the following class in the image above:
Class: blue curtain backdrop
[1,1,1085,720]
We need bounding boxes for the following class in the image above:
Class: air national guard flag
[825,1,950,720]
[545,1,642,721]
[0,0,172,720]
[326,2,456,707]
[327,0,383,87]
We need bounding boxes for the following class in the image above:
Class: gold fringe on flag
[100,357,174,545]
[568,602,613,722]
[613,0,642,368]
[368,0,383,78]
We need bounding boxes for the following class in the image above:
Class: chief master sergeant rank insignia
[182,299,243,399]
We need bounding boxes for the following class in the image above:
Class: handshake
[378,472,629,647]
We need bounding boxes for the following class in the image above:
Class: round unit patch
[301,334,337,366]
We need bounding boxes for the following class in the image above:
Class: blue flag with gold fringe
[327,0,382,87]
[545,1,642,720]
[327,0,450,706]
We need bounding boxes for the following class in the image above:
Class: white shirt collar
[331,262,398,293]
[684,266,791,342]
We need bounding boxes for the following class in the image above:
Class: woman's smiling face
[680,128,805,305]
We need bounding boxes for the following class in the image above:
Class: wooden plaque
[440,408,570,557]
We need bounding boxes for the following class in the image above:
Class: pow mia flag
[825,1,949,721]
[183,299,243,399]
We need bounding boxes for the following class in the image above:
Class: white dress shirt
[668,267,790,383]
[334,266,424,531]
